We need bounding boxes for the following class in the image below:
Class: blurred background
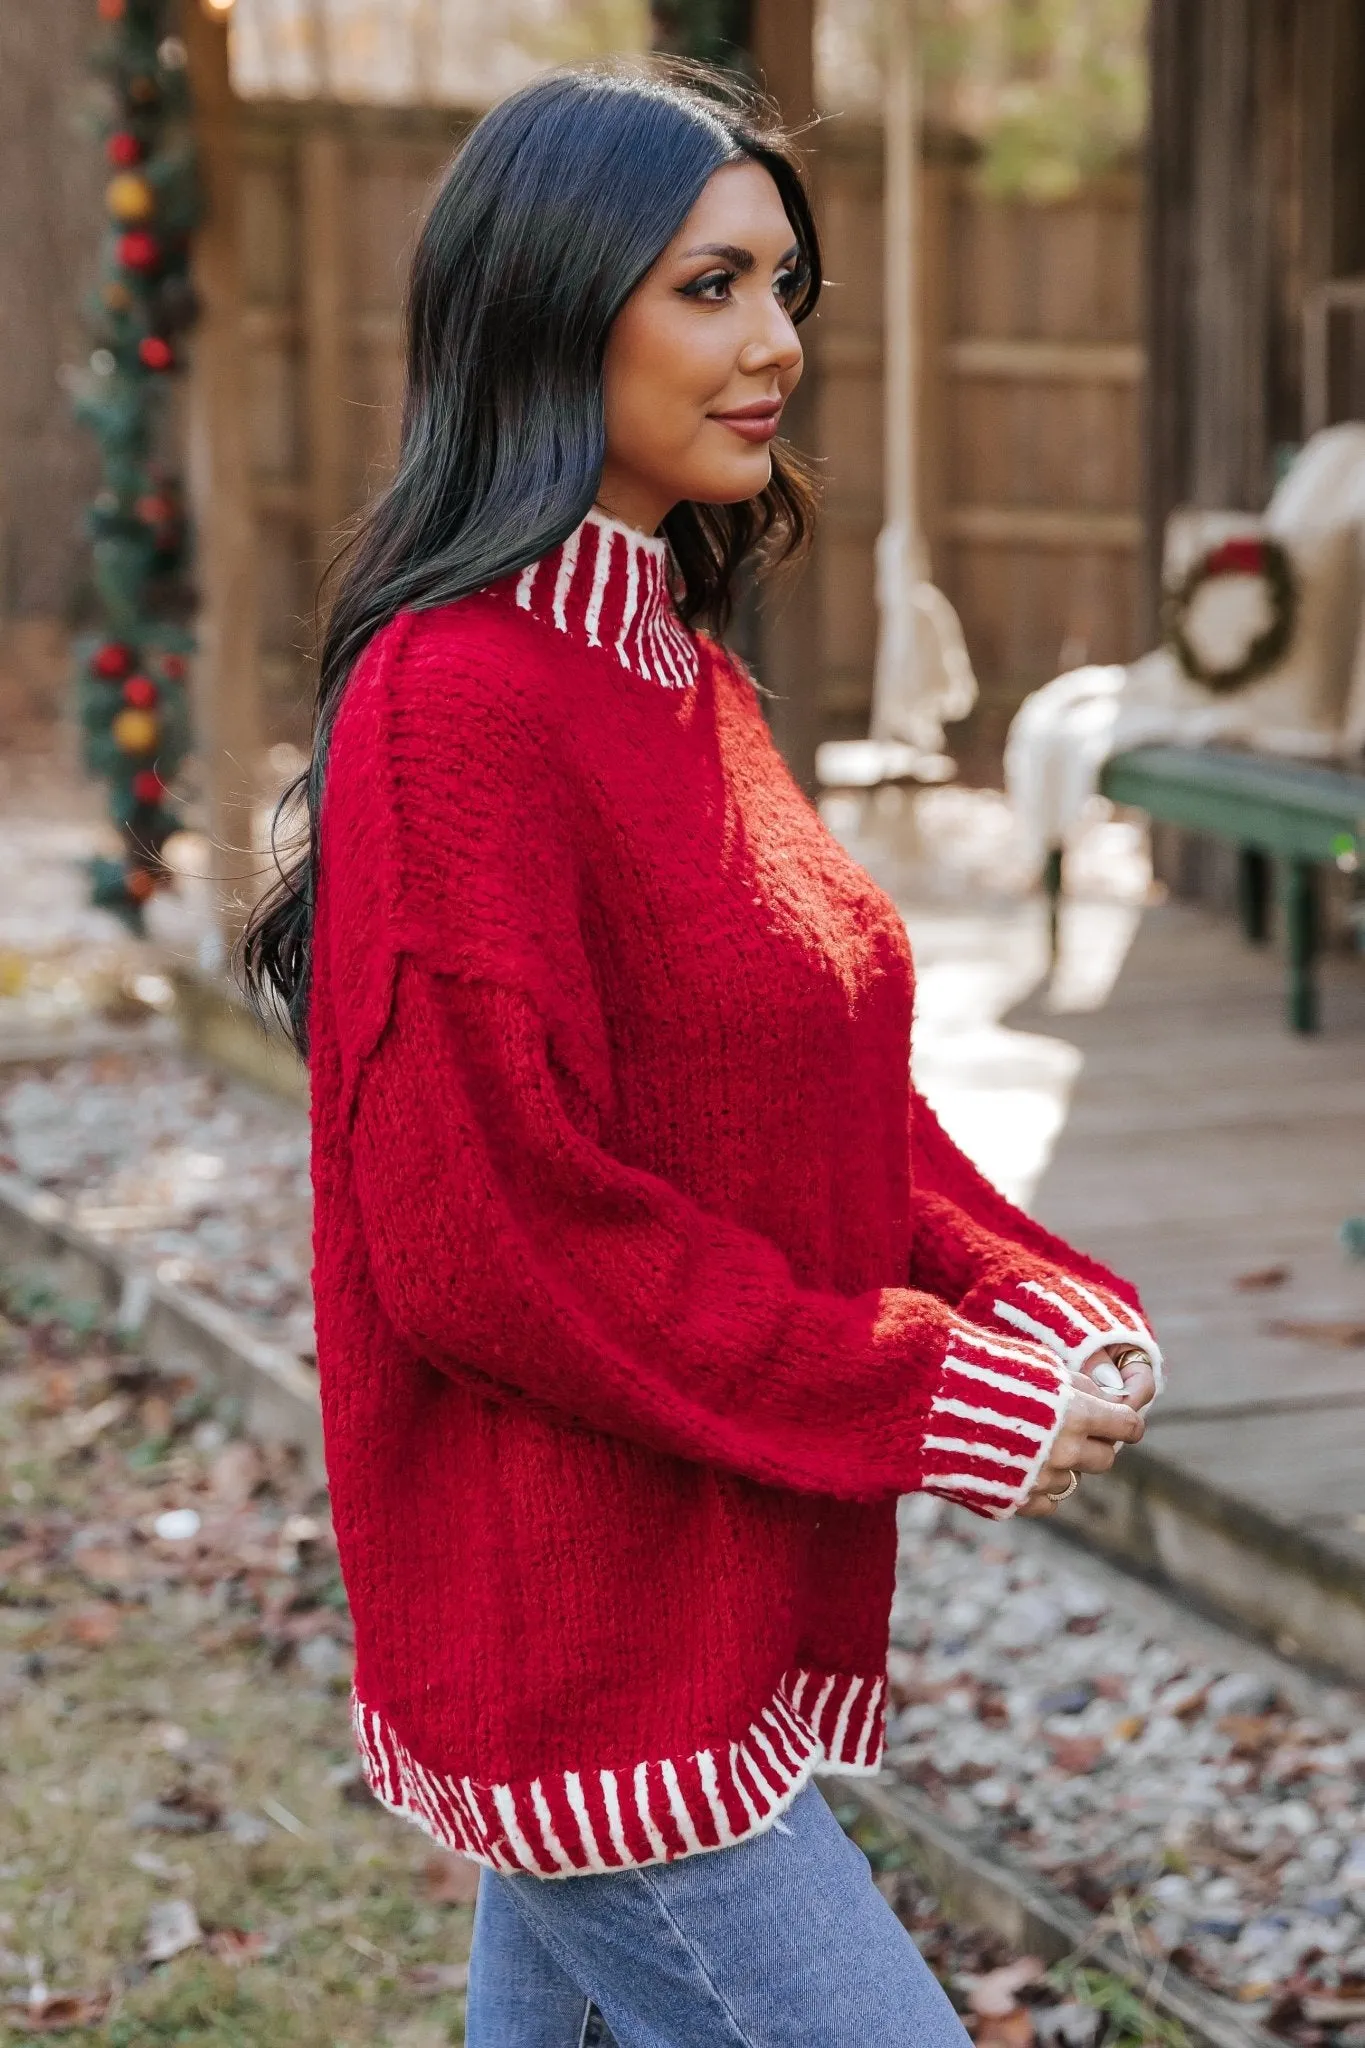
[8,7,1365,2042]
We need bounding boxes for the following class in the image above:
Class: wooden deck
[831,784,1365,1670]
[1008,896,1365,1657]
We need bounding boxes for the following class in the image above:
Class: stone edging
[0,1170,322,1473]
[841,1776,1280,2048]
[1059,1443,1365,1687]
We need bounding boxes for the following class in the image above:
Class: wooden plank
[945,338,1144,383]
[300,124,351,569]
[944,507,1142,549]
[183,8,264,948]
[750,0,823,789]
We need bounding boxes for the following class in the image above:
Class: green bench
[1044,744,1365,1034]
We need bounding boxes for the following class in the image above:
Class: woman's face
[598,160,806,534]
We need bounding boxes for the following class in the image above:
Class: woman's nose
[738,302,804,381]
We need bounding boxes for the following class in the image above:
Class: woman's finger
[1017,1492,1059,1519]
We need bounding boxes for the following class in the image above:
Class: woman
[244,62,1160,2047]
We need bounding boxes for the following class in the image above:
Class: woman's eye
[682,269,735,304]
[775,267,804,305]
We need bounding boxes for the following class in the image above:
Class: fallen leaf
[64,1395,130,1448]
[976,2012,1036,2048]
[63,1603,121,1649]
[140,1393,174,1441]
[209,1440,264,1507]
[1234,1265,1290,1291]
[1045,1735,1105,1775]
[73,1545,136,1587]
[42,1368,77,1414]
[422,1852,482,1906]
[144,1897,203,1964]
[1217,1713,1285,1758]
[409,1962,471,1994]
[205,1926,276,1965]
[5,1990,112,2033]
[967,1958,1046,2017]
[1266,1317,1365,1348]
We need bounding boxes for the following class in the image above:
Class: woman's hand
[1087,1343,1159,1411]
[1016,1376,1145,1519]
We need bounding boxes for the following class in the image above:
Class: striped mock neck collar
[506,509,700,690]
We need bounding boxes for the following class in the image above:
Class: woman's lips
[711,404,783,444]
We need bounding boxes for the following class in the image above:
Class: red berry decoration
[159,653,186,684]
[122,675,158,709]
[125,867,158,904]
[98,0,126,19]
[107,131,143,168]
[93,642,134,681]
[132,769,165,805]
[138,336,174,372]
[117,231,160,273]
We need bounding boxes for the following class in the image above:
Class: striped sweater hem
[352,1666,887,1878]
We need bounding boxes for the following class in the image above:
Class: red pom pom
[1207,537,1266,578]
[122,675,159,709]
[125,867,158,903]
[138,336,174,372]
[159,653,187,684]
[117,231,160,274]
[93,642,134,681]
[106,131,143,168]
[132,770,165,805]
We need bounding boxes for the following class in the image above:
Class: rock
[1207,1673,1278,1718]
[129,1799,213,1835]
[993,1594,1063,1653]
[1039,1683,1095,1717]
[296,1634,347,1686]
[208,1440,263,1507]
[143,1898,202,1964]
[223,1809,270,1846]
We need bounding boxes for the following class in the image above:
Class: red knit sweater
[310,508,1159,1879]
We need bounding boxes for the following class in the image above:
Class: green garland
[73,0,200,929]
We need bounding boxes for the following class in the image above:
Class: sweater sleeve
[345,953,1077,1519]
[905,1085,1164,1392]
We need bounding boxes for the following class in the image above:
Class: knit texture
[309,510,1160,1877]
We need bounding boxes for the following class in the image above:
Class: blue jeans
[465,1781,970,2046]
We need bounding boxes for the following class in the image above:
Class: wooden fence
[216,101,1143,782]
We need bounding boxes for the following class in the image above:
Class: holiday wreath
[72,0,200,928]
[1162,533,1298,697]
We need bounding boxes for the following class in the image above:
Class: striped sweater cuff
[983,1274,1164,1396]
[916,1320,1074,1522]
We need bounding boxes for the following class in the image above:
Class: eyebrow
[679,240,800,272]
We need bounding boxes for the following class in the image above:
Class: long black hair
[239,59,822,1053]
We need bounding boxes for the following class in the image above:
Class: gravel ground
[0,1285,1166,2047]
[887,1498,1365,2041]
[0,1055,315,1363]
[6,1045,1365,2039]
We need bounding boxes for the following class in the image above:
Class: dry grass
[0,1276,473,2046]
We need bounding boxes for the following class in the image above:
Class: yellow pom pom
[112,707,159,755]
[107,173,155,225]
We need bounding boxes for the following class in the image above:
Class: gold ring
[1109,1346,1150,1374]
[1045,1470,1079,1504]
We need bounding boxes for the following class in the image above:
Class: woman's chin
[684,454,775,507]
